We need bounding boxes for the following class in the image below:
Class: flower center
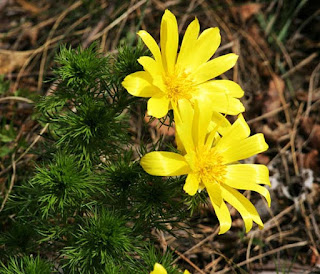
[193,147,226,185]
[163,70,195,102]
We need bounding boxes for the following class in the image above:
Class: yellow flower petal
[205,130,221,150]
[197,91,245,115]
[205,181,223,207]
[209,112,231,135]
[140,151,190,176]
[215,114,250,152]
[138,56,163,78]
[175,99,195,153]
[122,71,160,98]
[190,27,221,69]
[192,53,238,85]
[152,75,167,93]
[175,131,185,155]
[225,164,271,206]
[151,263,167,274]
[212,200,232,234]
[160,10,178,73]
[147,97,170,118]
[198,80,244,98]
[226,164,270,186]
[221,185,264,232]
[221,133,269,164]
[137,30,162,65]
[176,18,200,70]
[192,100,213,147]
[205,112,231,148]
[183,271,191,274]
[183,173,199,196]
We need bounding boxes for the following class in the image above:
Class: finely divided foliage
[0,256,52,274]
[1,23,192,273]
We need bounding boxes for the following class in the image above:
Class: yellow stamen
[163,70,195,102]
[193,147,226,185]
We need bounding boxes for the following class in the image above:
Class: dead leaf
[256,153,270,165]
[304,150,319,171]
[197,224,216,233]
[296,90,320,102]
[233,3,263,22]
[263,75,285,120]
[301,117,320,151]
[248,24,271,63]
[301,117,314,135]
[0,49,32,74]
[298,150,319,172]
[232,218,244,229]
[262,123,290,142]
[309,125,320,151]
[310,246,320,266]
[24,27,39,46]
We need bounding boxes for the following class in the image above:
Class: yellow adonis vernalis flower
[141,100,270,234]
[122,9,245,118]
[150,263,190,274]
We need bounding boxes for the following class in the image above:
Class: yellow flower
[150,263,167,274]
[141,100,270,234]
[150,263,190,274]
[122,10,244,118]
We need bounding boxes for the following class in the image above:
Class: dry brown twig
[216,241,308,274]
[13,8,100,91]
[299,200,319,258]
[205,256,223,272]
[0,96,34,104]
[305,61,320,117]
[173,226,220,265]
[265,227,299,243]
[90,0,148,42]
[111,1,135,50]
[37,1,83,91]
[0,153,16,212]
[13,34,65,91]
[290,102,304,176]
[245,232,255,272]
[281,52,318,80]
[247,103,290,125]
[239,29,292,125]
[178,0,203,33]
[0,123,49,211]
[169,246,206,274]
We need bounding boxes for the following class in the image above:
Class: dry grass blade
[0,96,34,104]
[217,241,309,273]
[1,124,49,181]
[90,0,148,42]
[173,227,220,264]
[247,103,290,125]
[290,102,304,176]
[281,52,318,79]
[37,1,83,91]
[305,61,320,117]
[170,246,206,274]
[0,153,16,212]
